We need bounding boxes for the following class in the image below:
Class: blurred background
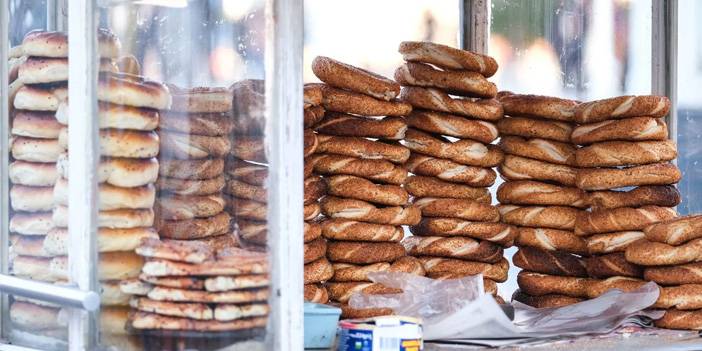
[8,0,702,298]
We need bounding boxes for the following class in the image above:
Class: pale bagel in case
[10,185,54,212]
[56,101,159,131]
[11,136,64,163]
[52,205,154,229]
[10,211,54,235]
[18,57,117,84]
[9,161,58,186]
[21,29,121,58]
[44,227,158,255]
[58,128,160,159]
[98,73,172,110]
[53,178,155,210]
[11,110,63,139]
[13,84,67,111]
[57,154,159,188]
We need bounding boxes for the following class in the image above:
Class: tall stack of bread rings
[393,42,510,301]
[309,56,427,319]
[122,84,270,336]
[625,215,702,330]
[495,93,591,308]
[569,96,681,296]
[225,79,270,248]
[302,84,332,304]
[156,86,233,246]
[7,31,68,342]
[7,29,171,341]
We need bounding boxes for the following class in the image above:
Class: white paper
[349,272,663,347]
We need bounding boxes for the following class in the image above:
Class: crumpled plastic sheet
[348,272,483,326]
[349,272,663,342]
[513,282,664,336]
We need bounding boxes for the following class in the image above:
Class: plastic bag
[348,272,484,325]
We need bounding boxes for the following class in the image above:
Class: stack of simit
[625,215,702,330]
[495,93,592,308]
[571,95,680,299]
[125,238,269,333]
[225,79,271,248]
[310,56,425,319]
[157,86,234,246]
[302,84,331,304]
[394,41,509,299]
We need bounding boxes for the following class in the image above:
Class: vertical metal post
[264,0,304,349]
[67,0,100,349]
[0,0,10,341]
[652,0,678,145]
[460,0,490,53]
[47,0,68,32]
[47,0,57,30]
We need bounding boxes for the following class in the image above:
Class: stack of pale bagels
[225,80,271,248]
[309,56,425,319]
[124,238,269,333]
[9,30,163,339]
[571,95,680,298]
[56,69,172,314]
[625,215,702,329]
[157,86,234,246]
[393,42,509,299]
[494,93,591,308]
[8,31,69,341]
[302,84,330,304]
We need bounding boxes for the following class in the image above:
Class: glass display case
[1,0,695,350]
[1,0,302,350]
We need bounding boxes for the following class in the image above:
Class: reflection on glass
[304,0,460,81]
[676,0,702,215]
[99,1,269,350]
[490,0,653,299]
[5,1,270,350]
[490,0,652,100]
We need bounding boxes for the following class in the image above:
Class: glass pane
[97,1,269,349]
[676,0,702,215]
[304,0,465,316]
[490,0,653,299]
[304,0,461,81]
[6,2,68,349]
[490,0,652,99]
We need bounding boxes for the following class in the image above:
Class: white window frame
[264,0,304,350]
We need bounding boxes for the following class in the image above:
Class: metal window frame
[652,0,678,148]
[66,0,101,349]
[460,0,490,54]
[0,0,10,343]
[264,0,304,349]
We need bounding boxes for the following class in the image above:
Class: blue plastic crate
[304,302,342,349]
